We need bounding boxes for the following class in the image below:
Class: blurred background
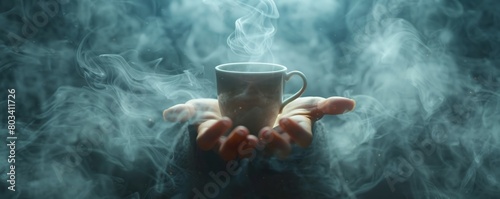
[1,0,499,198]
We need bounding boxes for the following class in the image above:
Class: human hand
[264,97,356,158]
[162,97,355,161]
[163,99,257,161]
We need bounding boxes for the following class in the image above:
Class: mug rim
[215,62,287,74]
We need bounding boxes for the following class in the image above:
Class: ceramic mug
[215,62,307,135]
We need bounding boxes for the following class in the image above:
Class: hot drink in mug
[215,62,307,135]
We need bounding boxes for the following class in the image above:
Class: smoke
[226,0,278,60]
[1,0,499,198]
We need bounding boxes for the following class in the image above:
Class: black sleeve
[243,121,345,199]
[141,124,228,199]
[142,122,344,199]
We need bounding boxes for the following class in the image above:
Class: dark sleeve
[142,122,342,199]
[136,123,202,198]
[141,124,229,199]
[244,121,344,199]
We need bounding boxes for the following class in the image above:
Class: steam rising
[226,0,278,60]
[1,0,499,198]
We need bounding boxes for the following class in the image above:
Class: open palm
[163,97,355,161]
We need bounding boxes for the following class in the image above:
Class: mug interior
[215,62,286,73]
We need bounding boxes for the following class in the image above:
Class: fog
[1,0,499,198]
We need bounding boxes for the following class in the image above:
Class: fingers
[279,97,355,122]
[163,104,196,122]
[197,117,232,150]
[275,97,356,149]
[258,127,291,159]
[219,126,256,161]
[185,99,220,114]
[164,97,356,161]
[163,99,221,122]
[279,117,313,148]
[238,135,259,159]
[317,97,356,116]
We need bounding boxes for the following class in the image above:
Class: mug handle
[280,71,307,112]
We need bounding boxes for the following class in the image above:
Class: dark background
[1,0,499,198]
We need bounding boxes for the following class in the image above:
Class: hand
[162,97,355,161]
[266,97,356,158]
[163,99,257,161]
